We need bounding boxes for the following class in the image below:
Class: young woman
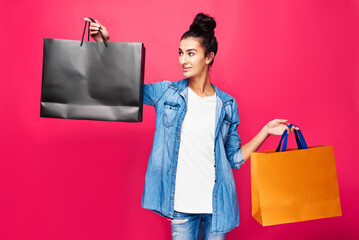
[84,13,299,240]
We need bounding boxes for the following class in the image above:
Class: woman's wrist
[262,125,270,138]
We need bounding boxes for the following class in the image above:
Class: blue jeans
[170,211,227,240]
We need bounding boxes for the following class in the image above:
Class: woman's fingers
[94,19,105,29]
[277,119,288,123]
[277,119,290,127]
[277,119,301,132]
[90,23,101,30]
[283,125,293,134]
[83,17,110,42]
[83,18,102,35]
[286,125,300,133]
[89,26,100,31]
[83,17,101,29]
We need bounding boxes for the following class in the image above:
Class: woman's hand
[83,17,110,42]
[265,119,299,136]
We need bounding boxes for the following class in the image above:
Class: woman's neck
[188,72,215,97]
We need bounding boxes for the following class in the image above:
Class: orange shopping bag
[250,124,342,226]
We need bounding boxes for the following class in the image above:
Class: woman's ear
[206,52,215,64]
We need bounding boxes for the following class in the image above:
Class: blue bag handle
[275,124,308,152]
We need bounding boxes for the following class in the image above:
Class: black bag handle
[80,17,108,47]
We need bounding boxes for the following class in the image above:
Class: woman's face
[179,37,213,78]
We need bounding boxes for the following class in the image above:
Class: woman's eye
[178,52,194,56]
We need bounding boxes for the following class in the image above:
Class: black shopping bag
[41,17,145,122]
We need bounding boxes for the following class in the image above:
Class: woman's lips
[182,67,191,72]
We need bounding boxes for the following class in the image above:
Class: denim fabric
[170,211,227,240]
[141,78,245,233]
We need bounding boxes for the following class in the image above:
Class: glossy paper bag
[41,17,145,122]
[250,124,342,226]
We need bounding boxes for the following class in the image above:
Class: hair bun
[189,13,216,36]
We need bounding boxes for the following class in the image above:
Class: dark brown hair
[181,13,218,67]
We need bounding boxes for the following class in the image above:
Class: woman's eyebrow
[178,48,198,52]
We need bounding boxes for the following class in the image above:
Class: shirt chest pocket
[162,101,180,127]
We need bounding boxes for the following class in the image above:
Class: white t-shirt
[174,86,217,213]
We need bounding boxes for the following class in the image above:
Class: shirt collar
[171,78,234,103]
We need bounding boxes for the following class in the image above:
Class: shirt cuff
[233,148,245,169]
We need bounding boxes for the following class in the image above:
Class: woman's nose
[179,55,187,65]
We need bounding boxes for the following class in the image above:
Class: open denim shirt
[141,78,245,233]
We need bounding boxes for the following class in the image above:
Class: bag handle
[80,17,108,47]
[275,124,308,152]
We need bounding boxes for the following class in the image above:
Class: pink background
[1,0,358,239]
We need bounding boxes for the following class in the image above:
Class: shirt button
[214,195,217,198]
[214,165,216,167]
[214,149,216,152]
[215,180,217,183]
[215,211,217,213]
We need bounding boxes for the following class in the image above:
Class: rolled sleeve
[225,98,245,170]
[233,148,245,169]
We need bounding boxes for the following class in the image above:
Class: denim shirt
[141,78,245,233]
